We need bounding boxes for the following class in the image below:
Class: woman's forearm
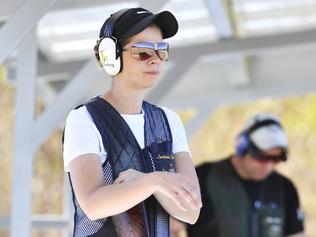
[82,172,157,220]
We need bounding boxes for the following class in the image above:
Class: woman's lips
[145,71,160,76]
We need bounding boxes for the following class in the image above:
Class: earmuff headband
[246,119,282,135]
[236,118,283,158]
[100,8,130,39]
[98,8,130,76]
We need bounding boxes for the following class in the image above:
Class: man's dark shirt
[187,158,304,236]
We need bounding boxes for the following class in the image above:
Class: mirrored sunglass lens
[256,154,281,163]
[139,52,153,61]
[157,50,168,61]
[130,45,169,61]
[131,48,154,61]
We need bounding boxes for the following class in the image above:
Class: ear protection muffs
[236,132,249,157]
[98,9,129,76]
[235,118,282,158]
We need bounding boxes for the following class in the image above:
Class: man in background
[174,113,305,237]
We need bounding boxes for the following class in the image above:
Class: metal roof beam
[204,0,233,39]
[0,0,56,64]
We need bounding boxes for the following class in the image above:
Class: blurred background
[0,0,316,236]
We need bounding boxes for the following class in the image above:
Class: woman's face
[118,25,164,89]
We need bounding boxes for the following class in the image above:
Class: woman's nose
[148,52,161,64]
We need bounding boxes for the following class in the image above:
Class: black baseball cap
[99,7,178,40]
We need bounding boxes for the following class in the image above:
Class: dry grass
[0,78,14,216]
[0,230,9,237]
[32,229,62,237]
[32,130,64,215]
[0,78,64,236]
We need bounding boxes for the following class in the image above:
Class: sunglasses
[251,149,287,163]
[123,42,169,61]
[253,153,283,163]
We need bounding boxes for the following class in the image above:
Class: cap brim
[250,125,288,151]
[120,11,178,39]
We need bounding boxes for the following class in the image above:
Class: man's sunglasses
[122,42,169,61]
[251,149,287,163]
[247,142,287,163]
[253,153,283,163]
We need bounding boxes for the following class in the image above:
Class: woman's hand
[114,169,145,184]
[153,171,202,211]
[149,152,202,224]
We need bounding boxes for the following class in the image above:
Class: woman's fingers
[156,172,201,210]
[114,169,144,184]
[175,187,193,207]
[181,181,202,208]
[175,184,201,210]
[160,188,187,211]
[113,176,123,184]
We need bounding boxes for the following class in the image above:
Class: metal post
[11,28,37,237]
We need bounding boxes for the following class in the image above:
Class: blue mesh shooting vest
[67,97,175,237]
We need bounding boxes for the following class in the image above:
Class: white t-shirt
[63,105,190,172]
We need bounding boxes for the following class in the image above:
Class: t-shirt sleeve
[284,178,304,235]
[161,107,190,155]
[63,107,107,172]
